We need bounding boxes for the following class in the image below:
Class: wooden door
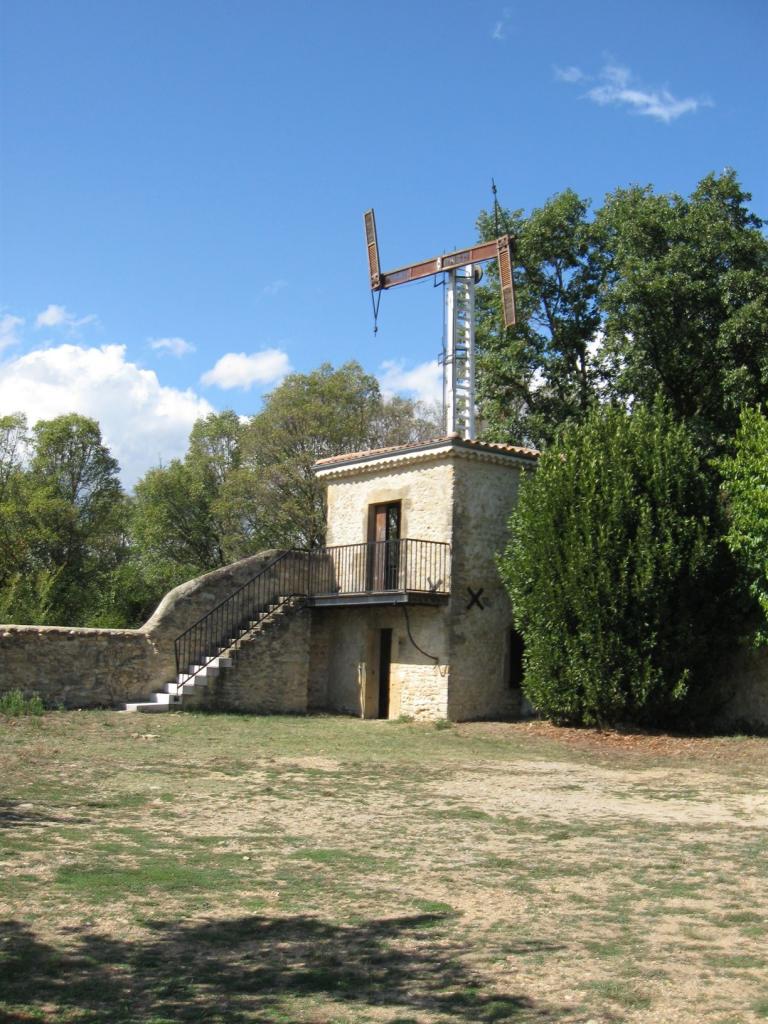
[368,502,401,591]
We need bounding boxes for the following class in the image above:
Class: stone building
[307,434,538,720]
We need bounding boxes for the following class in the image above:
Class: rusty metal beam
[497,235,516,327]
[364,209,382,290]
[364,208,517,332]
[378,239,501,289]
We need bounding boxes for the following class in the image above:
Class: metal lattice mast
[363,208,516,442]
[443,267,477,439]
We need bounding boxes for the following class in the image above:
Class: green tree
[0,414,129,626]
[220,362,440,553]
[187,409,244,489]
[126,411,248,616]
[130,459,225,590]
[720,406,768,642]
[596,169,768,451]
[0,413,31,591]
[477,171,768,455]
[475,189,605,447]
[500,401,732,728]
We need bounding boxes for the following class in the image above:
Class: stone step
[152,692,180,705]
[176,654,233,684]
[124,701,174,713]
[188,664,219,677]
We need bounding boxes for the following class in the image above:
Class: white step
[171,677,197,692]
[151,692,179,705]
[188,664,219,678]
[175,656,233,686]
[124,701,173,714]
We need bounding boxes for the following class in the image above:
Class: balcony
[307,538,451,607]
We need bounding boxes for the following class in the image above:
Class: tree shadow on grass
[1,913,570,1022]
[0,799,89,830]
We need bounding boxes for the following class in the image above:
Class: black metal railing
[174,550,309,681]
[174,539,451,681]
[309,539,451,598]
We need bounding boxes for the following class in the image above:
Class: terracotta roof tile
[313,434,540,468]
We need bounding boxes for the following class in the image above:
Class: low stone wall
[0,625,157,708]
[0,550,309,710]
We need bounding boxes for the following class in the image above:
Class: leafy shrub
[500,401,731,727]
[720,406,768,644]
[0,689,45,717]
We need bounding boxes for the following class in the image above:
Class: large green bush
[500,401,729,727]
[720,406,768,644]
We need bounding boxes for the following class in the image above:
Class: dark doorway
[368,501,401,591]
[508,628,525,689]
[378,628,393,719]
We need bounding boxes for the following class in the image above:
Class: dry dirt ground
[1,713,767,1024]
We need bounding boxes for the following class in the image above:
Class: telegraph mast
[364,209,516,440]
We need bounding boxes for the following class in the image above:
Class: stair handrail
[174,549,308,679]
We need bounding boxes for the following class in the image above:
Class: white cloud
[35,304,98,331]
[378,359,443,406]
[150,336,196,357]
[558,61,707,123]
[0,313,24,351]
[0,344,214,487]
[554,65,585,83]
[491,6,512,39]
[261,279,288,297]
[201,349,292,390]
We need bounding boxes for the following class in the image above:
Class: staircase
[124,550,308,713]
[124,597,302,713]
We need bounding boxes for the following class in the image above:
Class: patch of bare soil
[2,714,767,1024]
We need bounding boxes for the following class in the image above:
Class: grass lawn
[1,711,767,1024]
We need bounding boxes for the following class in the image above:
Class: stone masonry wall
[447,453,526,721]
[318,603,450,720]
[316,606,369,716]
[391,605,450,720]
[307,609,332,710]
[190,605,311,714]
[0,550,310,709]
[719,646,768,732]
[324,460,454,548]
[0,626,156,708]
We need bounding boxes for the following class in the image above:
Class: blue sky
[1,0,766,484]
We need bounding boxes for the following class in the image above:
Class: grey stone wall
[0,625,156,708]
[307,609,332,710]
[0,550,309,709]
